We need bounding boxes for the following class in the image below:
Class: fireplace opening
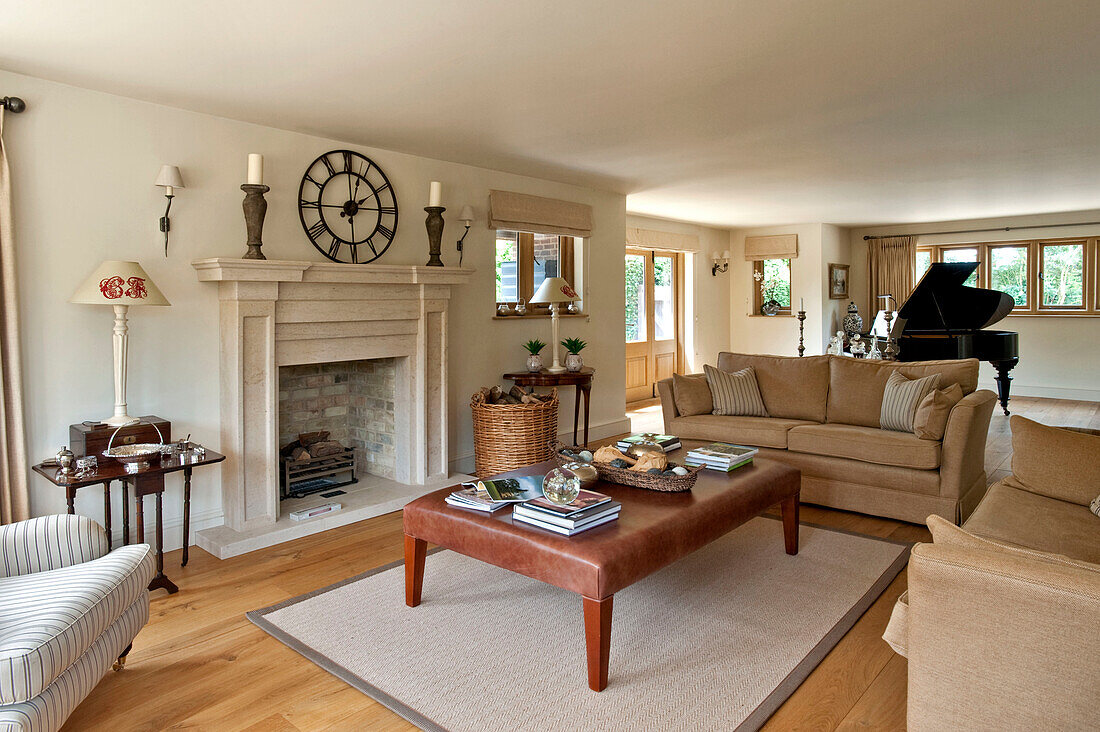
[278,358,396,499]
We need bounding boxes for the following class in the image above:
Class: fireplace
[192,258,473,557]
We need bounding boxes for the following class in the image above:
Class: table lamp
[530,276,578,373]
[70,261,170,426]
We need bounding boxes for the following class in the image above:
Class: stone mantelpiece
[192,258,473,553]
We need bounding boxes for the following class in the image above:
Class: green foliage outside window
[625,254,645,341]
[1042,244,1084,306]
[760,259,791,307]
[990,247,1027,307]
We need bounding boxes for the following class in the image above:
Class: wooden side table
[504,367,594,447]
[32,446,225,594]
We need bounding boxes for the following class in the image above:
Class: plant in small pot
[561,337,587,372]
[523,339,547,372]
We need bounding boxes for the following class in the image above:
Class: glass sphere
[543,467,581,505]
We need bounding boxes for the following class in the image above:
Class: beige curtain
[487,190,592,238]
[0,109,29,524]
[867,235,916,316]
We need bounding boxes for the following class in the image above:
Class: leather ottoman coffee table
[402,455,801,691]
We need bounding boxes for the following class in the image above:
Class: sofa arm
[903,542,1100,731]
[938,389,996,501]
[0,515,110,578]
[656,377,678,433]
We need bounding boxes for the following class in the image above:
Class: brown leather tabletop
[403,452,801,599]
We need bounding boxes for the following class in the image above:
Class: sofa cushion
[716,353,829,422]
[928,514,1099,571]
[704,365,767,417]
[826,357,979,428]
[880,371,941,433]
[913,383,964,440]
[963,480,1100,564]
[671,373,712,416]
[0,544,154,704]
[788,423,942,470]
[670,415,815,449]
[1009,416,1100,506]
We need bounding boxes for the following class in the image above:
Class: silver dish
[103,443,164,468]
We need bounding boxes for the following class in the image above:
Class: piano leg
[991,358,1019,416]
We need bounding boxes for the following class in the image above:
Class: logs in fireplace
[279,431,358,499]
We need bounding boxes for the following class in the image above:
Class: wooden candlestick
[424,206,445,267]
[241,184,270,260]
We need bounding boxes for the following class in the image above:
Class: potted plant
[561,337,587,372]
[523,339,547,372]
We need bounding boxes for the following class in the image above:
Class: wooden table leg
[121,480,130,546]
[146,490,178,595]
[580,382,592,447]
[65,486,76,514]
[404,534,427,607]
[781,493,800,555]
[583,595,613,691]
[182,467,192,567]
[102,481,112,550]
[572,385,582,447]
[135,492,145,543]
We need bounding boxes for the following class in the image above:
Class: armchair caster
[113,643,133,671]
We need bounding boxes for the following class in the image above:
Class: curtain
[625,227,699,252]
[0,109,29,524]
[744,234,798,260]
[487,190,592,238]
[867,235,916,317]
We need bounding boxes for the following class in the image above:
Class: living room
[0,2,1097,731]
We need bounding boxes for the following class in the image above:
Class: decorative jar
[526,353,544,372]
[565,353,583,372]
[843,301,863,341]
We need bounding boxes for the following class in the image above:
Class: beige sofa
[883,417,1100,730]
[657,353,997,524]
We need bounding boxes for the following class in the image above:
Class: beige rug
[249,517,909,731]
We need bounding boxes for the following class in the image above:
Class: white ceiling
[2,0,1100,227]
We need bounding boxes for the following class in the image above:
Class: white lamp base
[103,414,140,427]
[545,366,567,374]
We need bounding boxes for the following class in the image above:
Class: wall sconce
[456,205,475,266]
[154,165,185,256]
[711,249,731,276]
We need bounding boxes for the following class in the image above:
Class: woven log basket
[470,389,559,478]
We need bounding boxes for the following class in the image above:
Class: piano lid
[893,262,1015,333]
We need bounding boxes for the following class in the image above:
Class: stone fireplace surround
[192,258,473,558]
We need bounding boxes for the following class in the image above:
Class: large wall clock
[297,150,398,263]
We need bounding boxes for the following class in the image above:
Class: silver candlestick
[797,309,806,357]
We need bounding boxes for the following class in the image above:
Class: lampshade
[70,261,170,306]
[458,205,475,224]
[530,276,578,304]
[154,165,185,189]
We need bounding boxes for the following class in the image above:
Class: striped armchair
[0,515,154,731]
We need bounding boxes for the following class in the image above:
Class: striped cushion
[880,371,941,433]
[0,516,109,579]
[705,365,768,417]
[0,544,154,704]
[0,593,148,732]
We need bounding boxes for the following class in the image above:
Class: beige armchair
[0,515,155,731]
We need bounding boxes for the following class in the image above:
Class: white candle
[428,181,442,207]
[800,297,804,310]
[247,154,264,185]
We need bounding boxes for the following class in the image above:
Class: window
[752,258,792,315]
[914,237,1096,315]
[494,230,576,314]
[625,253,646,341]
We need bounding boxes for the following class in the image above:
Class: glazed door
[625,250,681,402]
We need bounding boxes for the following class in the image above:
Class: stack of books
[512,489,620,536]
[685,443,758,472]
[445,475,545,513]
[615,433,682,453]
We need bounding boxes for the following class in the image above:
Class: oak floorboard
[61,395,1091,730]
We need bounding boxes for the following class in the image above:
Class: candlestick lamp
[70,261,170,426]
[530,277,579,372]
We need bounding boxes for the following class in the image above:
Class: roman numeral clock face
[297,150,398,263]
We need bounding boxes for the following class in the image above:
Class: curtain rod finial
[2,97,25,113]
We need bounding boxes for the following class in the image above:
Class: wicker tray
[553,443,701,493]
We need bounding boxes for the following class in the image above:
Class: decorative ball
[578,450,594,462]
[610,458,630,468]
[662,469,676,475]
[542,467,581,505]
[671,466,689,476]
[647,468,662,474]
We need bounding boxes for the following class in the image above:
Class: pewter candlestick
[797,309,806,356]
[241,184,270,260]
[424,206,445,267]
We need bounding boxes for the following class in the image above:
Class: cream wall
[625,214,731,371]
[850,211,1100,401]
[728,224,850,357]
[2,69,628,548]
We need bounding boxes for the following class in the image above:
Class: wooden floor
[64,396,1099,731]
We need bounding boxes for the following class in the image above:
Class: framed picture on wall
[828,263,849,299]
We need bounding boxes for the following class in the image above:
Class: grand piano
[889,261,1019,415]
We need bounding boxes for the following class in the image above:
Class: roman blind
[488,190,592,238]
[743,234,798,260]
[626,227,700,252]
